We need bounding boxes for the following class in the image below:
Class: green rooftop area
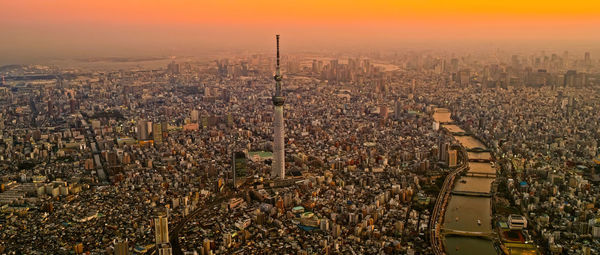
[248,151,273,158]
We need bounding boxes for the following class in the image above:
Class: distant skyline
[2,0,600,64]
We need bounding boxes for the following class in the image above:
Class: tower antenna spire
[276,35,280,72]
[275,35,282,95]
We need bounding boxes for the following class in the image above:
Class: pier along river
[433,108,498,255]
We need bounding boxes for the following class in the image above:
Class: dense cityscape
[1,43,599,254]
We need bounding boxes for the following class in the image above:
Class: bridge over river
[442,229,496,239]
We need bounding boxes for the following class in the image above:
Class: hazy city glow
[2,0,600,63]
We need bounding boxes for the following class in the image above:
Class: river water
[443,195,493,233]
[454,136,487,150]
[433,108,453,123]
[433,108,497,255]
[467,151,492,161]
[441,124,465,133]
[467,162,496,175]
[454,177,494,194]
[445,236,497,255]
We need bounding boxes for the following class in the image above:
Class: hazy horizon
[2,0,600,65]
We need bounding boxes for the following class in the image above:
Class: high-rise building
[440,142,449,163]
[155,214,169,245]
[271,35,286,179]
[394,100,402,120]
[153,123,163,145]
[584,52,591,66]
[312,59,319,73]
[564,70,577,87]
[191,110,199,123]
[74,243,83,254]
[448,149,457,168]
[203,238,212,255]
[137,120,148,141]
[223,232,232,248]
[158,246,172,255]
[113,238,129,255]
[147,121,153,136]
[161,121,168,133]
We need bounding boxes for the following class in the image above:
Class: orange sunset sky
[1,0,600,63]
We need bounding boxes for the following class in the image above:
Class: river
[453,136,487,150]
[467,151,492,161]
[433,108,497,255]
[433,108,453,123]
[445,236,497,255]
[467,162,496,175]
[454,177,494,194]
